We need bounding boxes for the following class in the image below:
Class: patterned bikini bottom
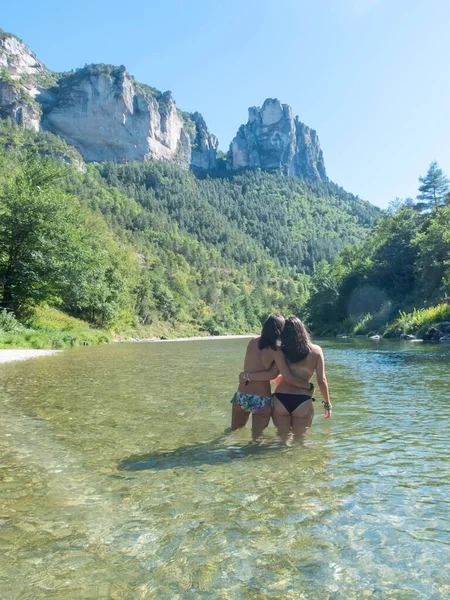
[231,391,273,414]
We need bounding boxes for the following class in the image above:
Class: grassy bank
[0,307,112,349]
[5,302,448,349]
[0,306,233,349]
[327,303,450,339]
[383,304,450,338]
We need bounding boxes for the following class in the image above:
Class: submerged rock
[420,322,450,341]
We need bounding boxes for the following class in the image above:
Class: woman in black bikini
[244,317,331,441]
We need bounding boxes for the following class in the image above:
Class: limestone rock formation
[42,67,179,162]
[40,67,218,170]
[0,78,41,131]
[0,32,41,78]
[0,31,45,131]
[188,112,219,172]
[0,30,327,181]
[0,30,218,171]
[228,98,327,181]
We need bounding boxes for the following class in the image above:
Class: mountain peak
[228,98,326,181]
[0,29,326,180]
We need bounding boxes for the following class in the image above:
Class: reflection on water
[1,339,450,599]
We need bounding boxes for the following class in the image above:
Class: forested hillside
[99,162,378,271]
[306,161,450,338]
[2,115,447,346]
[0,119,379,345]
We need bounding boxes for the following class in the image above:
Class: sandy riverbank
[0,349,60,365]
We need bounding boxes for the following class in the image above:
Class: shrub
[0,67,12,83]
[384,304,450,338]
[0,306,112,349]
[0,309,25,332]
[26,306,93,332]
[352,303,394,336]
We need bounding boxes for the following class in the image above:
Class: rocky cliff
[43,66,185,164]
[0,31,46,131]
[228,98,326,181]
[0,30,218,172]
[0,29,326,180]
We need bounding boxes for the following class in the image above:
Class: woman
[231,314,310,439]
[243,317,331,441]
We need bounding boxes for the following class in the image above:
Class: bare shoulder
[260,346,276,368]
[245,337,260,353]
[260,347,276,360]
[310,343,323,355]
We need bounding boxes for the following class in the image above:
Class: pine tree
[417,161,449,211]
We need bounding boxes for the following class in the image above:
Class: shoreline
[0,335,253,365]
[0,349,60,365]
[117,334,255,343]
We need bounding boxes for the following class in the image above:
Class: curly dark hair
[280,317,312,363]
[258,314,285,351]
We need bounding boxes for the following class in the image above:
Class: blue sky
[2,0,450,208]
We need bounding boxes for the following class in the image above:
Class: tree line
[305,161,450,336]
[0,121,291,334]
[0,118,380,337]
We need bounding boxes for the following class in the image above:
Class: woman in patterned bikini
[231,314,310,439]
[244,316,331,441]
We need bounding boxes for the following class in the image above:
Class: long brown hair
[280,317,312,363]
[258,314,285,351]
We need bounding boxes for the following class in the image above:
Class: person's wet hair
[258,314,285,351]
[280,317,312,363]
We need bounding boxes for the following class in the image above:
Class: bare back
[238,337,275,397]
[275,343,321,394]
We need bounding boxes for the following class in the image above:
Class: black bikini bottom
[274,393,315,414]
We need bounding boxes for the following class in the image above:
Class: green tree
[369,207,421,301]
[0,119,379,336]
[0,154,82,312]
[60,212,138,328]
[305,261,340,330]
[413,205,450,302]
[417,161,449,211]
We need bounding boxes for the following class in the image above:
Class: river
[0,338,449,599]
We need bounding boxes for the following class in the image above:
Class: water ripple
[0,339,449,598]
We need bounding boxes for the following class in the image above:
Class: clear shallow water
[0,338,449,599]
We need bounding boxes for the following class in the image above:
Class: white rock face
[41,69,218,168]
[43,69,186,162]
[0,32,218,171]
[229,98,327,181]
[189,112,219,171]
[0,35,42,79]
[0,32,327,180]
[0,80,41,131]
[0,34,43,131]
[260,100,284,126]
